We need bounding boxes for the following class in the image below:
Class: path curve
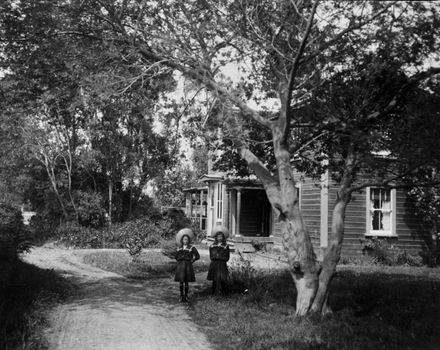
[24,247,213,350]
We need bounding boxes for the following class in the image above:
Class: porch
[183,186,208,232]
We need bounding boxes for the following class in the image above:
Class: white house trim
[320,169,329,248]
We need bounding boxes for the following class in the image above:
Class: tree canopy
[1,0,440,315]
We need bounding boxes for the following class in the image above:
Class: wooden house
[184,169,430,258]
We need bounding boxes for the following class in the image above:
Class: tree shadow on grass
[189,267,440,350]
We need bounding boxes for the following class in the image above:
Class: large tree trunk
[242,125,321,315]
[242,139,355,315]
[311,156,354,314]
[281,207,320,316]
[310,192,351,313]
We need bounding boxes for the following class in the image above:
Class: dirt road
[24,247,213,350]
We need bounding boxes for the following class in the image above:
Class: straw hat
[175,228,194,245]
[211,224,229,239]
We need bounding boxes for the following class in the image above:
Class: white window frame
[365,187,397,237]
[296,183,301,210]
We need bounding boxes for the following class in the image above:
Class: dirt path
[24,247,213,350]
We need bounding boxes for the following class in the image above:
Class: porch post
[236,188,242,237]
[199,190,203,230]
[189,193,193,222]
[224,189,229,228]
[320,169,329,252]
[231,190,236,236]
[185,192,190,216]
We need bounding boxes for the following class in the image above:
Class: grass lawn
[0,259,72,350]
[80,249,440,349]
[82,246,211,279]
[187,261,440,350]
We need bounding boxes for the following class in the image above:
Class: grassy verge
[188,257,440,350]
[0,259,73,350]
[82,247,211,279]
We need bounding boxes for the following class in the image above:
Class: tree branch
[365,66,440,121]
[137,47,273,128]
[286,0,319,116]
[301,2,398,65]
[240,146,284,212]
[350,161,433,193]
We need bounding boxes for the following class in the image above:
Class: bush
[28,212,59,243]
[56,221,102,248]
[75,191,106,228]
[161,240,178,260]
[0,203,31,260]
[109,217,175,257]
[361,237,423,266]
[52,209,200,252]
[251,239,267,252]
[227,253,286,304]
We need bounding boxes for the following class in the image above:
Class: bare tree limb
[286,0,319,113]
[301,2,398,66]
[240,146,284,212]
[138,47,273,128]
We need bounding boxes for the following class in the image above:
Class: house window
[216,183,223,220]
[366,187,396,236]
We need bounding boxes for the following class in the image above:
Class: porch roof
[199,173,223,182]
[183,186,208,193]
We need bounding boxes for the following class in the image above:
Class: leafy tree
[2,0,440,315]
[0,0,176,225]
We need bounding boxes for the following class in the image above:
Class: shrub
[161,240,178,260]
[28,212,59,243]
[0,203,31,260]
[55,221,102,248]
[251,239,267,252]
[361,237,423,266]
[395,250,424,267]
[74,191,106,228]
[227,253,285,304]
[110,217,174,257]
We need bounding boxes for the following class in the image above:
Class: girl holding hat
[207,225,230,295]
[174,228,200,302]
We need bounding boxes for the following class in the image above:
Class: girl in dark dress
[174,228,200,302]
[207,225,230,295]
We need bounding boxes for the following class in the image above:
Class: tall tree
[2,0,440,315]
[57,0,440,314]
[0,0,175,224]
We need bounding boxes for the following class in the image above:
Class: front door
[239,190,271,237]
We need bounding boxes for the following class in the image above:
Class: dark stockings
[179,282,189,302]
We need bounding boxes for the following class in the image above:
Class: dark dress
[207,243,230,282]
[174,245,200,282]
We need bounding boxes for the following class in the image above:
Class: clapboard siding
[394,189,429,253]
[301,178,321,251]
[267,171,429,258]
[326,180,367,257]
[271,174,321,251]
[338,184,428,257]
[323,179,429,257]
